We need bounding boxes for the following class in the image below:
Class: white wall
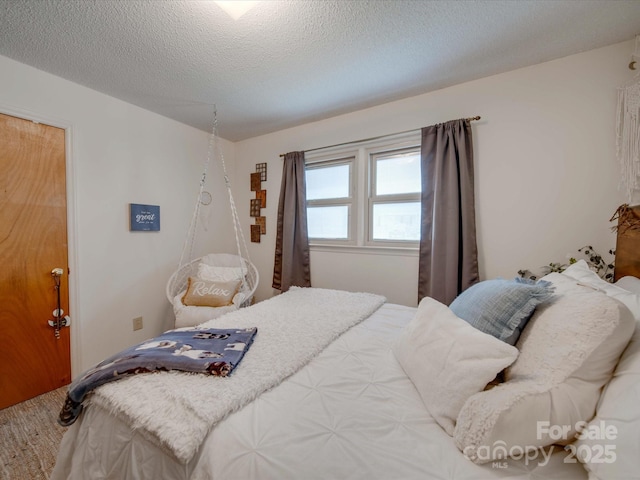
[0,55,237,373]
[236,40,636,307]
[1,38,635,373]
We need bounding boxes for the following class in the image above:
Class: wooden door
[0,113,71,409]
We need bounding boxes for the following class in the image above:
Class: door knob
[49,267,67,338]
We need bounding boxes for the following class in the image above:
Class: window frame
[305,132,421,252]
[366,146,422,247]
[305,153,357,246]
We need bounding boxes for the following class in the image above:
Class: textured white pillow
[454,289,635,463]
[392,297,519,436]
[172,292,239,328]
[198,263,245,283]
[574,321,640,478]
[538,272,598,296]
[563,260,640,320]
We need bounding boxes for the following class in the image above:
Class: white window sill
[309,243,419,257]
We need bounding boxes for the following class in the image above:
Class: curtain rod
[279,116,481,158]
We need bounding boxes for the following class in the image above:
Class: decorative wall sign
[130,204,160,231]
[250,163,268,242]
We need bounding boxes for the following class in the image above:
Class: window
[369,149,421,242]
[305,157,355,241]
[305,134,421,249]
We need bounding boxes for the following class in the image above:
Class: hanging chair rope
[175,108,255,296]
[177,126,215,270]
[213,115,254,293]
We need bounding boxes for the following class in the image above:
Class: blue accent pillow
[449,278,555,345]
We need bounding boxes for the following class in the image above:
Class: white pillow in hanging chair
[166,252,258,328]
[173,291,240,328]
[197,263,245,283]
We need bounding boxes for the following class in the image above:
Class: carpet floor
[1,387,67,480]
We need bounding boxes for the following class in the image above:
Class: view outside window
[372,202,420,240]
[306,161,352,240]
[307,205,349,239]
[306,164,350,200]
[375,153,421,195]
[371,150,421,241]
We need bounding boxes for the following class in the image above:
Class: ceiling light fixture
[214,1,260,20]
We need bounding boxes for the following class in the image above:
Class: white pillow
[172,292,238,328]
[198,263,245,283]
[616,275,640,295]
[454,289,635,463]
[563,260,640,320]
[538,272,598,296]
[392,297,519,436]
[573,321,640,478]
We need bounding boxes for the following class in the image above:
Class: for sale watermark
[540,420,617,466]
[537,420,617,443]
[462,420,617,468]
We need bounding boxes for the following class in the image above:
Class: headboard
[613,204,640,281]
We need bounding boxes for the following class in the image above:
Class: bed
[52,263,640,480]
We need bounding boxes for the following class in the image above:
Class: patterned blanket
[58,327,257,426]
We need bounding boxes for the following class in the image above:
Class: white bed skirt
[52,303,587,480]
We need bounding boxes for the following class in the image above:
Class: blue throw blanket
[58,327,257,426]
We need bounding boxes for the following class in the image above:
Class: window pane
[307,206,349,239]
[306,164,350,200]
[372,202,420,241]
[375,152,420,195]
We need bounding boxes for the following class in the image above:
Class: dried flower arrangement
[518,246,615,282]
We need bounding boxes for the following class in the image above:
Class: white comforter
[86,287,386,463]
[52,303,587,480]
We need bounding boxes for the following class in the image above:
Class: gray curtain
[272,151,311,292]
[418,119,479,304]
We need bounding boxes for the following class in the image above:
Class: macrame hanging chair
[166,111,259,327]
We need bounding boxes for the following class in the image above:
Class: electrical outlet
[132,316,143,331]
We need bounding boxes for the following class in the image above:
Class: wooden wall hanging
[250,163,268,242]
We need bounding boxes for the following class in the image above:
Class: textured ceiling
[1,0,640,141]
